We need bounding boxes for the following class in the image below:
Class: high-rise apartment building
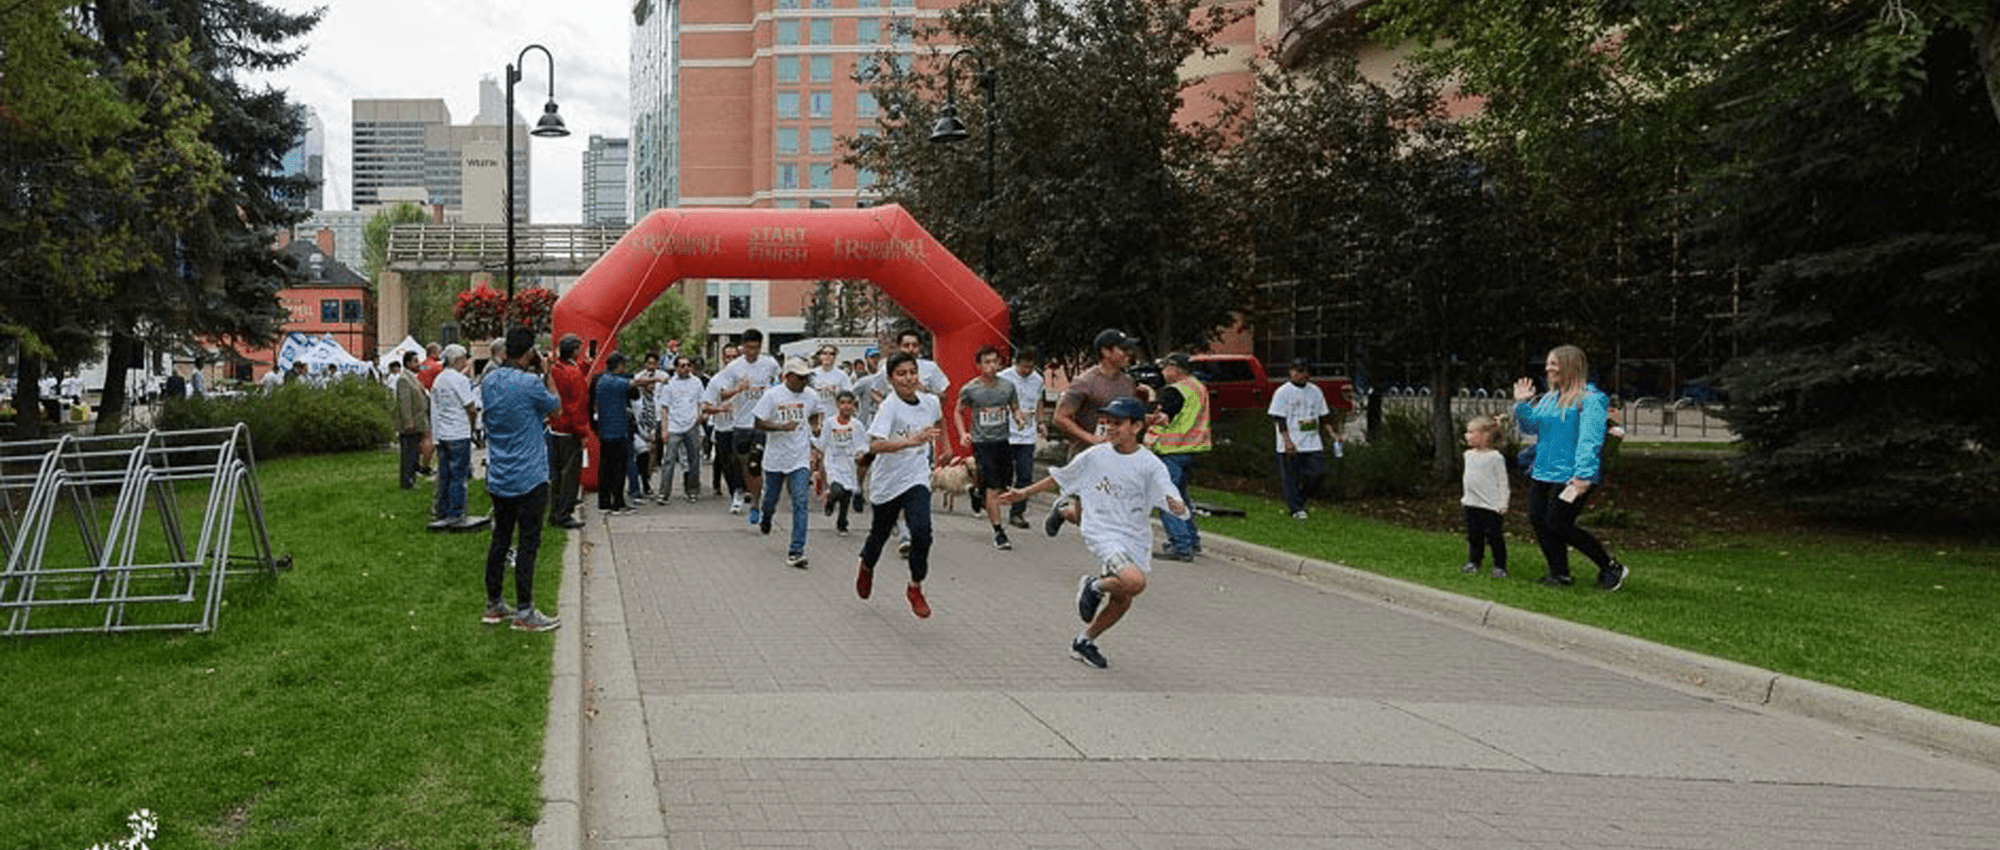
[278,108,326,211]
[351,93,530,223]
[630,0,679,215]
[582,136,632,226]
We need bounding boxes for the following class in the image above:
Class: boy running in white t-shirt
[813,390,866,536]
[997,396,1189,669]
[855,352,947,618]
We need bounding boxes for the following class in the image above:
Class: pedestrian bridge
[384,223,625,274]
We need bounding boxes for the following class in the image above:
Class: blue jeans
[860,485,933,583]
[1157,452,1199,554]
[434,438,471,518]
[1007,443,1036,519]
[1277,450,1326,514]
[758,466,812,556]
[658,428,702,498]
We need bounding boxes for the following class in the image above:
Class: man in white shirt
[1268,358,1337,519]
[996,345,1047,529]
[753,358,819,568]
[429,344,481,529]
[708,330,780,517]
[654,354,707,503]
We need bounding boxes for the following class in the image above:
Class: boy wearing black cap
[998,396,1189,669]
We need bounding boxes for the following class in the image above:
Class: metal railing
[1376,388,1734,441]
[0,425,288,637]
[384,223,626,274]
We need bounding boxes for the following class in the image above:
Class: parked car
[1188,354,1353,412]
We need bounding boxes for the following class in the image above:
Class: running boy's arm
[994,475,1057,505]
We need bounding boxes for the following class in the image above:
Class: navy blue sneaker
[1070,637,1108,669]
[1076,574,1102,623]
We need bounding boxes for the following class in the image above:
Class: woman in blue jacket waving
[1512,345,1630,591]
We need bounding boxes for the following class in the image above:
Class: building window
[810,18,832,45]
[810,55,833,83]
[777,92,800,119]
[811,0,832,8]
[891,0,913,7]
[855,17,878,44]
[810,126,833,155]
[342,299,363,323]
[776,19,800,46]
[808,90,832,118]
[856,92,878,119]
[810,163,833,190]
[891,17,913,44]
[777,127,799,156]
[809,198,832,209]
[777,0,799,7]
[776,55,799,84]
[729,283,752,319]
[858,167,878,189]
[777,162,800,189]
[706,283,721,319]
[320,300,340,323]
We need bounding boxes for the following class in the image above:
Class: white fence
[1376,388,1733,441]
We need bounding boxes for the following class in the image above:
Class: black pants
[398,431,424,489]
[827,482,853,532]
[485,483,548,609]
[597,436,631,510]
[1463,506,1506,568]
[1007,443,1036,519]
[548,433,583,521]
[1524,480,1612,580]
[712,428,742,495]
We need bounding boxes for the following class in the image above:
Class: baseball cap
[1157,352,1192,371]
[783,356,813,377]
[864,346,880,356]
[1093,328,1139,351]
[1097,396,1149,421]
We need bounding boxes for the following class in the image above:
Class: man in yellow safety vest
[1150,352,1210,560]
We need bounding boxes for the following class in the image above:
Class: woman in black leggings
[1512,344,1630,591]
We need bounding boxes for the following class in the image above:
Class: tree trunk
[1979,17,2000,129]
[96,330,140,435]
[14,355,45,440]
[1429,357,1456,484]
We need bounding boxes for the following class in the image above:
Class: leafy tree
[805,279,902,338]
[615,290,704,362]
[846,0,1248,362]
[363,202,430,283]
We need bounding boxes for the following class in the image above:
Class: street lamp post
[505,44,571,299]
[929,49,997,286]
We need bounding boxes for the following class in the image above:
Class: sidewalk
[541,492,2000,850]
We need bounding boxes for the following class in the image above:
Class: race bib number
[1297,417,1319,432]
[977,407,1008,428]
[776,403,809,424]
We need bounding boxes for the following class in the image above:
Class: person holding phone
[1513,345,1630,592]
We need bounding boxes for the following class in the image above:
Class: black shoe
[1160,550,1193,562]
[759,512,772,535]
[994,531,1012,551]
[1007,514,1030,530]
[824,495,836,517]
[1598,561,1629,592]
[1536,574,1574,587]
[1044,498,1068,538]
[852,494,865,513]
[1076,574,1102,623]
[1070,637,1108,669]
[552,516,585,530]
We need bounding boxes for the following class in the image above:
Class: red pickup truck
[1188,354,1353,412]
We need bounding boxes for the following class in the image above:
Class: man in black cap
[1045,328,1143,536]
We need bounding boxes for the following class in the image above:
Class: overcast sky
[256,0,634,223]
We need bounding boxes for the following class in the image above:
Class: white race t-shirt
[868,358,949,398]
[752,383,818,473]
[657,374,706,435]
[430,368,476,441]
[998,367,1044,446]
[713,354,780,430]
[1267,381,1331,454]
[1049,443,1188,573]
[866,391,943,503]
[813,413,867,490]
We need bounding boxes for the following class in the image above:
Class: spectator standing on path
[1459,414,1509,578]
[546,334,591,530]
[996,345,1046,530]
[589,352,660,517]
[394,351,430,490]
[854,352,947,619]
[430,345,481,528]
[955,345,1023,551]
[1149,352,1210,560]
[480,328,563,632]
[710,329,781,522]
[998,396,1189,670]
[813,390,865,536]
[1269,358,1337,520]
[1513,344,1630,592]
[754,358,821,568]
[654,354,707,503]
[1046,328,1142,536]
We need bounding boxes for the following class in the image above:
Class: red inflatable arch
[553,204,1009,490]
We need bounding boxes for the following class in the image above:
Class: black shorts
[972,441,1012,490]
[733,428,766,470]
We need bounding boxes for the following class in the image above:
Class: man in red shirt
[546,334,591,529]
[414,342,445,474]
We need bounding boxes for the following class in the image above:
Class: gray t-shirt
[1057,365,1136,457]
[957,377,1019,444]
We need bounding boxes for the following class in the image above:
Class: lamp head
[533,100,570,137]
[928,103,968,144]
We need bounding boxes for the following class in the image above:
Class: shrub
[156,379,393,459]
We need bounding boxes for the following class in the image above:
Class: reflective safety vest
[1152,377,1211,454]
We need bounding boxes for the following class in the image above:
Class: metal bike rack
[0,425,289,637]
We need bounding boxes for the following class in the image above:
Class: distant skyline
[256,0,633,224]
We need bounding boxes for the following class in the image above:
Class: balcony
[1275,0,1376,68]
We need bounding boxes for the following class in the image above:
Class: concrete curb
[1198,532,2000,769]
[532,529,586,850]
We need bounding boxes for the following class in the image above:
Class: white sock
[1077,629,1093,644]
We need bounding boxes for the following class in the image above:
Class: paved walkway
[553,491,2000,850]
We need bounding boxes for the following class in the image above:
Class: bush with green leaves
[156,379,392,458]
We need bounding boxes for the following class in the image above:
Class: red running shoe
[906,584,931,618]
[855,565,873,599]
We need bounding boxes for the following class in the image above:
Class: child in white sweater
[1460,415,1509,578]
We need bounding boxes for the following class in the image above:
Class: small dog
[930,456,978,512]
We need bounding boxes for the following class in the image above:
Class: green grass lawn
[1194,486,2000,726]
[0,450,563,850]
